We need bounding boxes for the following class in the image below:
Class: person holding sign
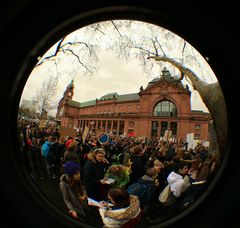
[102,164,130,189]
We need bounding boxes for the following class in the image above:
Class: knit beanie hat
[63,161,80,176]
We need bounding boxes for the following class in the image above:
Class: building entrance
[151,121,178,139]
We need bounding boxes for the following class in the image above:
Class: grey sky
[20,20,216,115]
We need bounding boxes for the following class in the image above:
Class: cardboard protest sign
[59,126,77,137]
[39,120,46,129]
[163,130,172,142]
[82,127,89,143]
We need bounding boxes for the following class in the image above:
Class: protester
[59,161,89,221]
[127,167,159,213]
[41,136,53,178]
[103,164,130,189]
[128,145,145,186]
[99,187,141,228]
[153,159,167,193]
[17,118,220,226]
[163,161,190,207]
[83,148,109,201]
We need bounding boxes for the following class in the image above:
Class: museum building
[56,68,211,140]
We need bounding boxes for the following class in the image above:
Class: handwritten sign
[82,127,89,143]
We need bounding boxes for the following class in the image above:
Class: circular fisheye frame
[1,1,238,228]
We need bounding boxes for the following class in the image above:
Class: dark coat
[138,176,158,212]
[129,155,145,185]
[83,154,107,201]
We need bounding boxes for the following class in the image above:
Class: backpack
[127,182,147,204]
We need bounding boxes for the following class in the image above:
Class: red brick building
[56,68,210,141]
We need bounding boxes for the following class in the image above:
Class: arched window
[153,100,177,117]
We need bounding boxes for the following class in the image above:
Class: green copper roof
[100,92,119,100]
[66,92,140,109]
[117,93,139,102]
[80,99,96,107]
[67,100,81,107]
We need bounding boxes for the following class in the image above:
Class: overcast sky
[21,20,217,115]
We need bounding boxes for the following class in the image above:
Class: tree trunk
[148,56,227,156]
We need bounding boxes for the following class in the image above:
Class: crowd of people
[17,117,221,227]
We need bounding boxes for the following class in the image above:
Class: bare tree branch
[63,48,94,73]
[111,20,123,37]
[147,55,227,155]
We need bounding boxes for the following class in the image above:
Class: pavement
[33,174,103,228]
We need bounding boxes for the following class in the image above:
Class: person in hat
[59,161,88,221]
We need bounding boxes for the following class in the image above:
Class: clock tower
[56,79,74,119]
[63,79,74,100]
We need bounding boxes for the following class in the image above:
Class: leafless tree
[147,56,227,156]
[32,20,227,155]
[32,76,59,118]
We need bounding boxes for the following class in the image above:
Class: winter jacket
[41,141,51,158]
[99,195,141,228]
[59,174,88,217]
[83,152,108,200]
[129,155,145,185]
[105,167,130,189]
[167,171,185,197]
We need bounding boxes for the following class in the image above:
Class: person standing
[59,161,88,221]
[163,161,190,207]
[128,145,145,186]
[83,148,109,201]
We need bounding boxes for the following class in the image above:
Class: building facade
[56,69,211,141]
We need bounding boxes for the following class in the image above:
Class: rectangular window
[195,124,201,129]
[194,133,200,140]
[151,121,158,138]
[119,120,125,135]
[160,121,168,137]
[107,120,112,131]
[113,120,118,132]
[170,122,177,137]
[97,120,101,130]
[102,120,106,132]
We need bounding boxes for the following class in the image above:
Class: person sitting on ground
[99,187,141,228]
[59,161,89,221]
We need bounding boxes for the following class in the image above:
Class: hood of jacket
[138,175,155,184]
[167,171,183,184]
[87,151,97,163]
[104,195,140,221]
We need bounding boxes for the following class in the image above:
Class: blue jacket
[41,141,51,158]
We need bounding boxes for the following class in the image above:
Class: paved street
[34,175,103,227]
